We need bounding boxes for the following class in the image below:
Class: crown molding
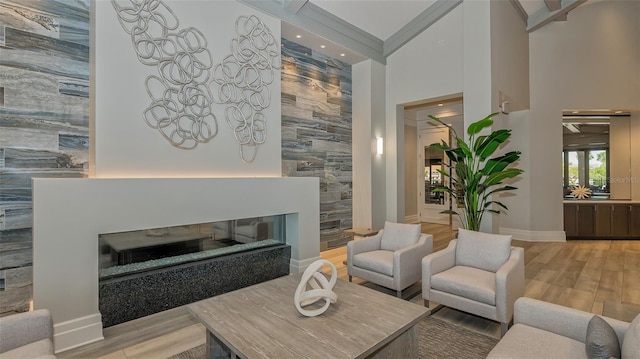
[238,0,386,64]
[527,0,586,32]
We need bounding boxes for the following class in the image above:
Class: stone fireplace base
[100,244,290,327]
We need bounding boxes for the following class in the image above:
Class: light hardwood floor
[59,223,640,359]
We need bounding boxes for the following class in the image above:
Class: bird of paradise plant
[429,112,523,231]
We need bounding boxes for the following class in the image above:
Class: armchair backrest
[379,221,421,251]
[455,228,513,272]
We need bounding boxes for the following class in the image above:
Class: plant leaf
[483,168,523,187]
[475,129,512,161]
[481,151,522,175]
[467,113,497,136]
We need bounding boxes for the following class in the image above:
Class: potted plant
[429,112,523,231]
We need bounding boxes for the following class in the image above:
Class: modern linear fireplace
[32,177,320,352]
[98,216,290,327]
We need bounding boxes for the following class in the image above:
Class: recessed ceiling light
[320,45,326,48]
[340,53,345,57]
[296,35,301,38]
[437,104,443,107]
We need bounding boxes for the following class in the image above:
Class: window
[562,149,609,198]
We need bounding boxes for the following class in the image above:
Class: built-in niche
[562,110,632,199]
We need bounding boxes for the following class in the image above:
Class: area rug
[168,316,499,359]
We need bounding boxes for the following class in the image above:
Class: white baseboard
[289,256,322,274]
[54,313,104,353]
[404,214,419,223]
[499,227,566,242]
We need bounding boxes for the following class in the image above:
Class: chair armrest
[495,247,525,323]
[347,231,382,267]
[421,239,456,296]
[0,309,54,353]
[514,297,629,344]
[394,234,434,289]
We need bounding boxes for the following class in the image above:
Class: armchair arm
[514,297,629,344]
[421,239,457,298]
[394,234,434,289]
[0,309,54,353]
[495,247,525,323]
[347,231,383,267]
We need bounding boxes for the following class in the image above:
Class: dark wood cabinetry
[564,202,640,239]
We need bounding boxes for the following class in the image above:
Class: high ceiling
[272,0,594,65]
[240,0,601,123]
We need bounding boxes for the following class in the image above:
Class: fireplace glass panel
[99,215,285,279]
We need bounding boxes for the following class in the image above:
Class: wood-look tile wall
[281,39,353,251]
[0,0,89,314]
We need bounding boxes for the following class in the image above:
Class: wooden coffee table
[188,273,429,359]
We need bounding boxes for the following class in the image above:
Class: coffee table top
[187,273,429,359]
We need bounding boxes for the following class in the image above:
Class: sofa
[488,297,640,359]
[0,309,57,359]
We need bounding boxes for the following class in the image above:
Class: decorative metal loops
[211,15,280,163]
[112,0,217,149]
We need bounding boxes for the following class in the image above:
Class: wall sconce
[376,137,384,155]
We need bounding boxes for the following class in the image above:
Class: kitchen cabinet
[564,201,640,239]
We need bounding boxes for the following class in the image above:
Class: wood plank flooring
[58,223,640,359]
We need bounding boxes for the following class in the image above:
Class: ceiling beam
[508,0,528,24]
[238,0,386,64]
[527,0,587,32]
[285,0,307,14]
[544,0,562,11]
[383,0,462,57]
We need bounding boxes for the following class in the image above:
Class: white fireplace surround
[32,177,320,353]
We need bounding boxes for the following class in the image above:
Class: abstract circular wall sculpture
[211,15,281,163]
[112,0,218,149]
[294,259,338,317]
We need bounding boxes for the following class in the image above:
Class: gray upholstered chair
[422,228,525,336]
[0,309,57,358]
[348,221,433,298]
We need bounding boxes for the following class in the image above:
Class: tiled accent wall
[0,0,89,313]
[281,39,353,250]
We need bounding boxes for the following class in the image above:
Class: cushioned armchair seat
[488,297,639,359]
[0,309,57,359]
[348,221,433,297]
[422,229,525,336]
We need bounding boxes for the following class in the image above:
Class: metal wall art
[111,2,281,163]
[211,15,281,163]
[112,0,218,149]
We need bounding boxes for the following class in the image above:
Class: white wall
[385,5,463,223]
[33,177,319,352]
[93,0,282,177]
[529,0,640,232]
[353,59,387,230]
[490,0,529,113]
[404,123,417,221]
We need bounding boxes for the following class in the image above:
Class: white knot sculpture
[294,259,338,317]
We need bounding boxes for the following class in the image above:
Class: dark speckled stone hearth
[99,245,290,327]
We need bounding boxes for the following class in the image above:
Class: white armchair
[0,309,57,358]
[422,228,525,336]
[348,221,433,298]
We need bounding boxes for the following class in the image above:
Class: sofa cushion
[431,266,496,306]
[586,315,621,359]
[0,339,55,359]
[352,250,394,276]
[622,313,640,359]
[455,228,512,272]
[487,323,586,359]
[379,221,420,252]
